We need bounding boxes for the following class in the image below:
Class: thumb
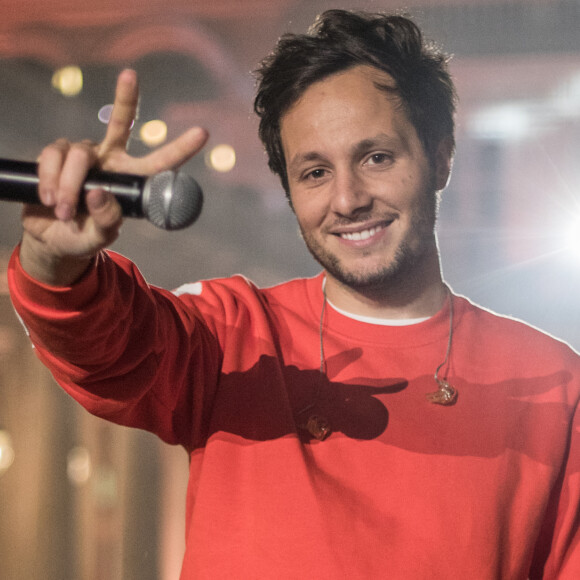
[85,188,123,231]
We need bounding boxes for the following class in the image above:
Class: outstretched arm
[19,69,208,286]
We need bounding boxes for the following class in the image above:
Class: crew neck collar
[305,273,456,348]
[326,297,430,326]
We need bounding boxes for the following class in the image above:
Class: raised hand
[20,69,209,286]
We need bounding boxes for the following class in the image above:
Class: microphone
[0,158,203,231]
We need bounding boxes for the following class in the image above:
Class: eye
[304,168,328,181]
[366,152,393,167]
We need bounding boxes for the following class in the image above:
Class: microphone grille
[143,171,204,230]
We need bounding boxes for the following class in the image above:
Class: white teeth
[340,225,383,241]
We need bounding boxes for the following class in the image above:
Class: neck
[324,256,446,320]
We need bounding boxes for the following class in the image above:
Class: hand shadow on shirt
[208,350,407,443]
[204,353,579,472]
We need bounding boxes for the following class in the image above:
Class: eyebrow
[287,133,403,176]
[287,151,327,177]
[351,134,402,156]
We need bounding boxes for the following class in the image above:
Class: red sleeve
[531,399,580,579]
[7,246,221,449]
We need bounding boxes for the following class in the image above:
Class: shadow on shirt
[200,353,578,472]
[205,350,406,443]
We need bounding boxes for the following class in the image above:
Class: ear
[434,136,454,192]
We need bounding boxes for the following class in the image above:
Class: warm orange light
[0,429,15,475]
[52,66,83,97]
[67,446,92,486]
[206,144,236,173]
[140,120,168,147]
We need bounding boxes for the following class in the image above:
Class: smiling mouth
[338,224,386,241]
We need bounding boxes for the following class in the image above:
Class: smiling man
[280,64,451,318]
[7,9,580,580]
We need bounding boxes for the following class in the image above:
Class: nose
[329,169,373,217]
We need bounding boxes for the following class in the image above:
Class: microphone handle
[0,158,148,218]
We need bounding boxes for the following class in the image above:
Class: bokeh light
[0,429,15,475]
[140,119,168,147]
[206,143,236,173]
[52,66,83,97]
[66,446,92,486]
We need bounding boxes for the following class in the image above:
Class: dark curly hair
[254,9,457,196]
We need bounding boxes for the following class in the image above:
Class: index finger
[100,69,139,151]
[133,126,210,175]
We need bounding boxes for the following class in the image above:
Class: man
[8,9,580,579]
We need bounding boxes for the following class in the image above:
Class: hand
[20,69,209,286]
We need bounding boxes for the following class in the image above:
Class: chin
[328,263,406,291]
[305,235,432,293]
[314,249,407,289]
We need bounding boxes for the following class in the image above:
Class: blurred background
[0,0,579,578]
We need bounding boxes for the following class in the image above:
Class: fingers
[36,69,209,225]
[36,138,68,206]
[98,69,209,176]
[37,139,98,221]
[36,138,123,234]
[84,189,123,238]
[57,142,99,220]
[134,126,209,175]
[100,69,139,153]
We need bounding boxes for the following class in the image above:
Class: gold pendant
[426,379,458,406]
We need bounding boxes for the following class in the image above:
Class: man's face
[280,65,451,294]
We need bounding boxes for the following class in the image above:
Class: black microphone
[0,158,203,231]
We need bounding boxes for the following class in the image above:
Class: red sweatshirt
[8,248,580,579]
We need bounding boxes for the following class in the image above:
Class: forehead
[280,65,417,159]
[283,65,400,122]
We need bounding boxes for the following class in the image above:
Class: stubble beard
[299,191,439,295]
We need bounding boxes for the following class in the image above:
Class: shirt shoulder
[454,292,580,363]
[172,272,324,319]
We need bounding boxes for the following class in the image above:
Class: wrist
[19,233,94,287]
